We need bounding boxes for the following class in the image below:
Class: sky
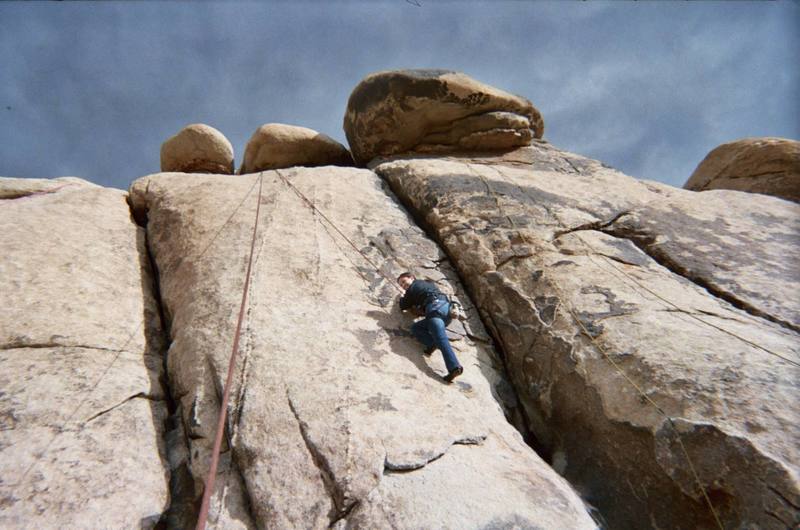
[0,1,797,190]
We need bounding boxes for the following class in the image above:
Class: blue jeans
[411,299,461,373]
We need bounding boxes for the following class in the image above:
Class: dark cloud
[0,1,797,189]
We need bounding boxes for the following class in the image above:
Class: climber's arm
[398,282,419,311]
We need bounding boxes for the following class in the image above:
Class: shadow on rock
[364,307,450,386]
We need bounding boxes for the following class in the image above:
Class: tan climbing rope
[275,169,405,294]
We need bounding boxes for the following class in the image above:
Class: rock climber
[397,272,464,383]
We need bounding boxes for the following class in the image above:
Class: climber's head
[397,272,415,291]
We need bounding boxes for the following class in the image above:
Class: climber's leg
[425,316,461,373]
[411,319,435,350]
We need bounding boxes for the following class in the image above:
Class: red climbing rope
[195,173,265,530]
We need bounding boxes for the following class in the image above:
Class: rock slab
[129,167,596,529]
[0,177,169,528]
[374,143,800,529]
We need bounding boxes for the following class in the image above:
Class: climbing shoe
[444,366,464,383]
[423,345,436,356]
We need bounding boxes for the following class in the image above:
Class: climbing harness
[448,298,466,320]
[196,173,265,530]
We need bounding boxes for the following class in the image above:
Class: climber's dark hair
[397,272,415,282]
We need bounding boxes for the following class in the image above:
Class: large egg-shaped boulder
[239,124,353,174]
[160,123,234,174]
[343,69,544,165]
[684,137,800,202]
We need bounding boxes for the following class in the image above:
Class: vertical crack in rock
[130,177,263,529]
[599,225,800,334]
[129,198,199,530]
[286,391,350,525]
[373,154,800,528]
[199,344,260,529]
[374,167,548,456]
[231,227,264,436]
[219,253,262,529]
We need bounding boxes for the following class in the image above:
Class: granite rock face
[239,123,353,173]
[0,177,169,528]
[344,69,543,165]
[161,123,235,174]
[685,137,800,202]
[603,189,800,332]
[129,167,596,529]
[7,66,798,530]
[0,176,90,199]
[374,143,800,529]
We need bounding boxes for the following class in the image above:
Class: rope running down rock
[10,175,265,521]
[275,169,405,295]
[465,161,727,529]
[196,172,265,530]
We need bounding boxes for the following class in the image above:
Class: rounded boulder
[160,124,234,174]
[239,124,353,173]
[343,69,544,165]
[684,137,800,202]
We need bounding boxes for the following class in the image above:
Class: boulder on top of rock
[239,123,353,174]
[160,123,234,175]
[343,69,544,165]
[684,137,800,202]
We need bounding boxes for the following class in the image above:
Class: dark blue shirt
[399,279,447,312]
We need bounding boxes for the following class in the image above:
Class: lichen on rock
[344,69,544,165]
[128,167,596,529]
[374,144,800,529]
